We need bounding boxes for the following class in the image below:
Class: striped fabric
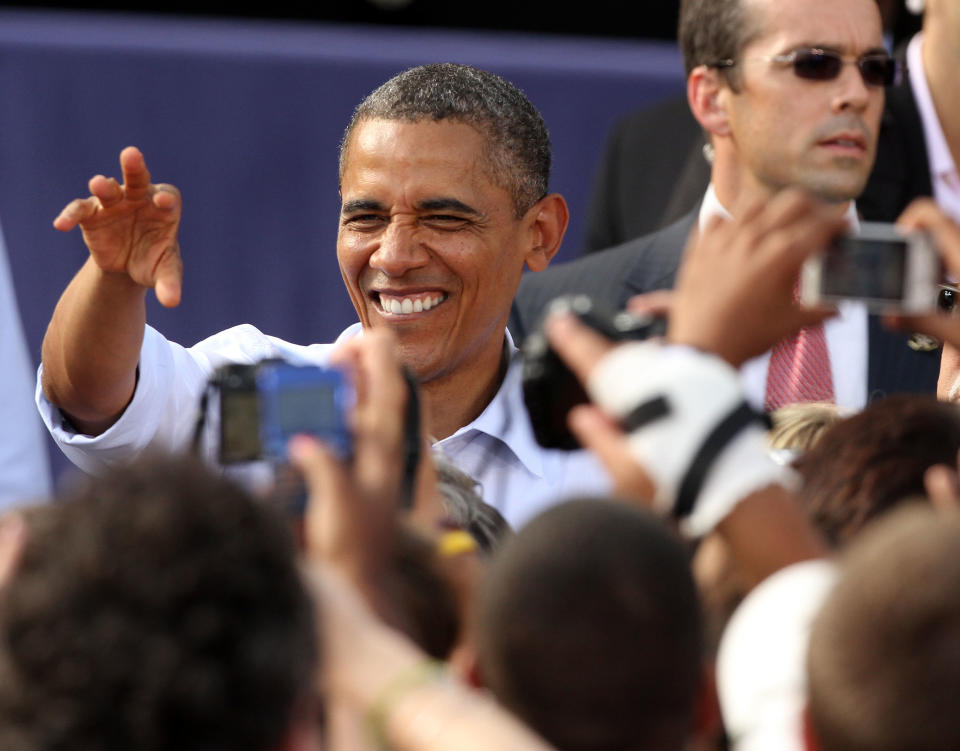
[764,323,835,411]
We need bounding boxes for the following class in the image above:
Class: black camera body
[522,295,665,450]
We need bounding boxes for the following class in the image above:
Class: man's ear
[688,65,732,138]
[523,193,569,272]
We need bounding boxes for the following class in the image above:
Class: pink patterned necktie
[764,323,835,411]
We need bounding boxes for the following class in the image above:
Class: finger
[52,197,100,232]
[354,329,406,424]
[119,145,152,201]
[153,246,183,308]
[897,197,942,231]
[334,330,407,504]
[757,212,845,281]
[626,289,674,317]
[288,434,351,561]
[897,199,960,280]
[924,463,960,513]
[545,311,616,385]
[886,312,959,348]
[792,306,835,328]
[568,405,657,503]
[151,184,181,212]
[0,512,27,589]
[88,175,123,208]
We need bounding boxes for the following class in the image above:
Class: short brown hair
[678,0,765,80]
[795,395,960,547]
[808,505,960,751]
[0,454,316,751]
[476,499,702,751]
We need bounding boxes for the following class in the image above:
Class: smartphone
[800,222,941,313]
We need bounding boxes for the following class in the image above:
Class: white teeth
[379,293,445,315]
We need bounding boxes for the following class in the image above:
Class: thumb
[568,404,657,504]
[153,244,183,308]
[288,434,351,559]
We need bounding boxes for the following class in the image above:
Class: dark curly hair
[340,63,551,218]
[0,454,317,751]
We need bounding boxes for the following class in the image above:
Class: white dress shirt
[36,322,610,529]
[907,32,960,224]
[699,186,869,410]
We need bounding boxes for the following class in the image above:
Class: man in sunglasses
[512,0,941,411]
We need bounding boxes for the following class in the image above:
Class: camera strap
[399,368,421,510]
[587,340,795,537]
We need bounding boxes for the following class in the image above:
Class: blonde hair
[769,402,849,453]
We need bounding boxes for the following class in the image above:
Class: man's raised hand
[53,146,183,308]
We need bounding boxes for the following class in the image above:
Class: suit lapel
[622,210,698,301]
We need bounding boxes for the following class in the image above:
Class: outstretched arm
[41,146,182,435]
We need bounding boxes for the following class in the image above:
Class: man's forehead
[339,118,513,210]
[743,0,883,53]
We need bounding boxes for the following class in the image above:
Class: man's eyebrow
[416,198,482,216]
[341,199,385,214]
[790,42,889,57]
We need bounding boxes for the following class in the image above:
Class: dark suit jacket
[511,211,941,401]
[857,73,933,222]
[583,96,710,253]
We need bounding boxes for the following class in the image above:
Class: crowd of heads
[17,0,960,746]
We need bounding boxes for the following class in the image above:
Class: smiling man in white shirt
[37,64,609,528]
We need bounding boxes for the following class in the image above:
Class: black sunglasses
[712,48,902,87]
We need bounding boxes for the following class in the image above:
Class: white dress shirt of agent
[678,0,888,411]
[35,64,610,530]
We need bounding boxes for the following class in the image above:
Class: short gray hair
[340,63,551,218]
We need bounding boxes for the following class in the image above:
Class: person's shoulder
[522,213,693,297]
[511,214,694,343]
[188,323,341,366]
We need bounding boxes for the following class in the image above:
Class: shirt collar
[443,328,547,479]
[907,32,958,184]
[699,184,860,232]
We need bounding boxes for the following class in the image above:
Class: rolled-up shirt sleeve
[36,325,212,474]
[36,322,315,475]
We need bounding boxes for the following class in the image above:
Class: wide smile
[374,290,449,316]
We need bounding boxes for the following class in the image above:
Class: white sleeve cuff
[36,325,205,475]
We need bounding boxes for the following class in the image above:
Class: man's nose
[832,63,873,113]
[368,220,429,276]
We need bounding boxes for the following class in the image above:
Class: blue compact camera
[215,360,354,464]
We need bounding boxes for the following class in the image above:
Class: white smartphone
[801,222,941,313]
